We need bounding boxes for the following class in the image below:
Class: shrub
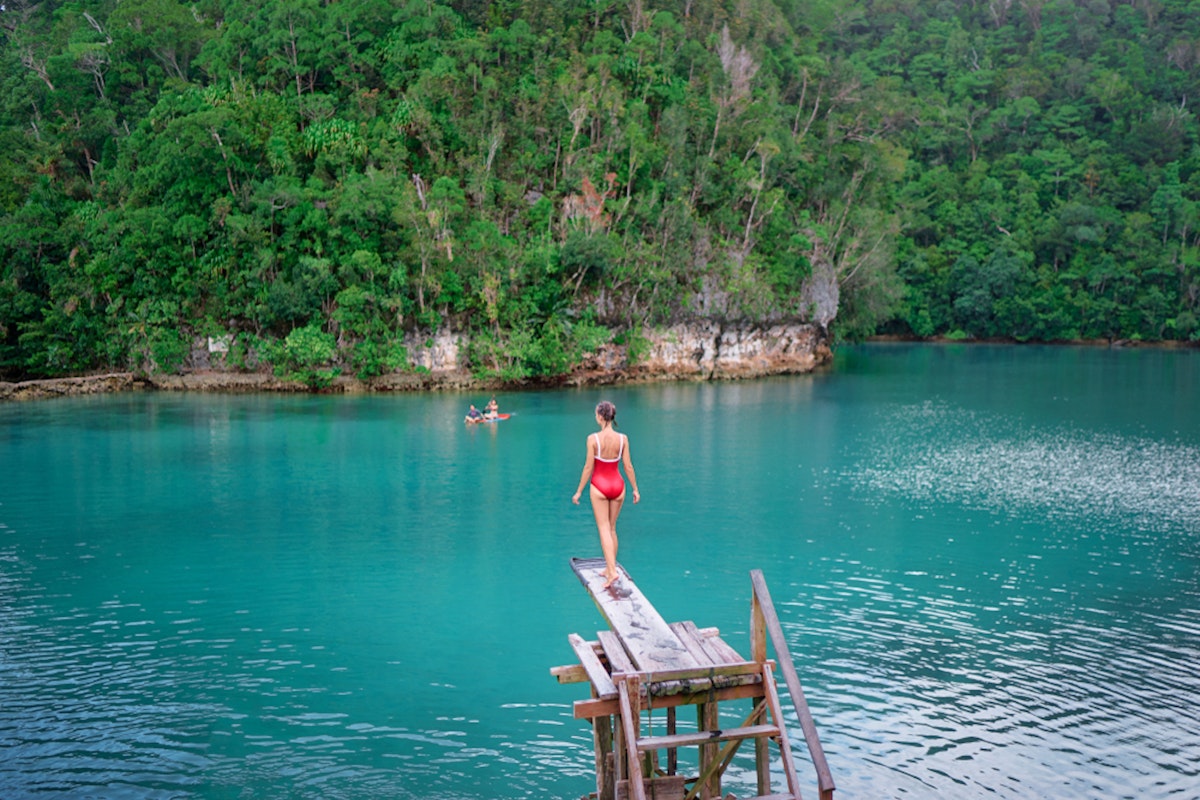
[269,323,340,388]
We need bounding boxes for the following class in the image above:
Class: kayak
[465,413,511,424]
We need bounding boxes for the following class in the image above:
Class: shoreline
[4,335,1193,402]
[1,320,834,402]
[0,362,818,403]
[0,363,827,402]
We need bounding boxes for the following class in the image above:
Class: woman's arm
[622,436,640,503]
[572,435,594,504]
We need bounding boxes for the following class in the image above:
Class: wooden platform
[552,560,834,800]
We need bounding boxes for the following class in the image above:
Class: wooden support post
[696,700,720,799]
[751,587,767,665]
[614,711,626,787]
[595,713,615,800]
[667,707,677,776]
[617,677,647,800]
[755,696,771,796]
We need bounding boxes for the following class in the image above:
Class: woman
[572,400,640,588]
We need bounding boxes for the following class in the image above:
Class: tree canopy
[2,0,1198,380]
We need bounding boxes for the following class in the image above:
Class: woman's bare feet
[602,569,619,589]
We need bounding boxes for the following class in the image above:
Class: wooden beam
[570,632,618,699]
[575,682,765,720]
[636,723,780,751]
[615,660,763,685]
[550,663,589,684]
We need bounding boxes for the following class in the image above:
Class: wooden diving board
[570,557,701,674]
[555,562,826,800]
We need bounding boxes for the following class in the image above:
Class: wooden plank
[671,620,727,665]
[572,557,700,673]
[571,632,618,699]
[550,663,589,684]
[698,630,746,665]
[670,621,716,665]
[598,630,637,674]
[637,723,781,751]
[575,681,765,720]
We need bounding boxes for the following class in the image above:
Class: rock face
[644,321,830,380]
[404,329,464,372]
[1,321,831,400]
[576,321,831,383]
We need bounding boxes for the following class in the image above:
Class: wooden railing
[750,569,836,800]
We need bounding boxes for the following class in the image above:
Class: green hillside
[2,0,1198,381]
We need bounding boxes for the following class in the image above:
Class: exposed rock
[1,321,831,400]
[569,320,831,384]
[146,373,304,393]
[0,373,138,401]
[404,329,464,372]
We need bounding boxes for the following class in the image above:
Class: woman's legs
[589,486,625,587]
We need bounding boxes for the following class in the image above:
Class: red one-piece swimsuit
[589,433,625,500]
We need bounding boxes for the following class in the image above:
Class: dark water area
[1,343,1197,798]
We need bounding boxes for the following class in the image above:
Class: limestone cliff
[571,321,831,384]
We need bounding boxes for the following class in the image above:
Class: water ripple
[853,402,1200,533]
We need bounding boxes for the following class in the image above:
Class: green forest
[2,0,1199,383]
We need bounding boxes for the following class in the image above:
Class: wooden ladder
[612,661,805,800]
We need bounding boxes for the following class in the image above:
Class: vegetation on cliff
[1,0,1198,382]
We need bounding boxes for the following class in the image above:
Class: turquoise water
[1,343,1198,799]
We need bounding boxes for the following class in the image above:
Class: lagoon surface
[1,343,1198,799]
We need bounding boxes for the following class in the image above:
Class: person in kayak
[484,395,500,419]
[572,400,640,589]
[465,404,484,423]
